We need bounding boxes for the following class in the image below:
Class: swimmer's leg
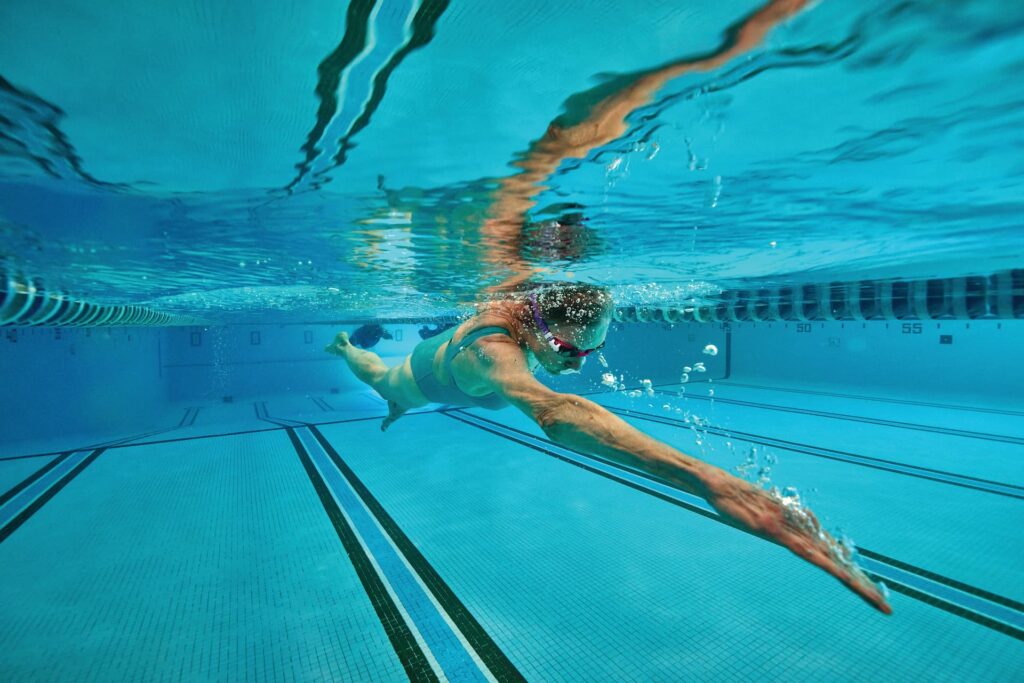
[326,332,426,431]
[326,332,388,385]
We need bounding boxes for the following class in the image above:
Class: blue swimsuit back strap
[443,326,511,370]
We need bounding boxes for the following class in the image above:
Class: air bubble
[703,344,718,356]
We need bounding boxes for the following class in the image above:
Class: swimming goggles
[529,293,605,358]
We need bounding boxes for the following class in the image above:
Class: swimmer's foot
[703,473,893,615]
[325,331,350,357]
[381,400,407,432]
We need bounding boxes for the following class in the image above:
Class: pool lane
[0,430,408,681]
[467,401,1024,608]
[317,415,1024,680]
[450,410,1023,639]
[596,386,1024,488]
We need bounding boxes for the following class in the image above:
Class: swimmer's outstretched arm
[475,343,892,614]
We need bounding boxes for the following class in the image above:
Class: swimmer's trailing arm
[514,389,893,615]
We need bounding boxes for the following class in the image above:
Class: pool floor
[1,383,1022,681]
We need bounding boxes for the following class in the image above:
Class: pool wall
[1,320,1019,447]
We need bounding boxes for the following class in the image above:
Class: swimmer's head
[523,282,613,375]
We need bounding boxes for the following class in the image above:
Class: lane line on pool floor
[286,427,440,682]
[602,405,1024,499]
[444,410,1024,642]
[649,387,1024,444]
[0,448,105,544]
[289,425,525,682]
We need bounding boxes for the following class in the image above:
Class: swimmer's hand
[701,472,893,615]
[325,332,350,356]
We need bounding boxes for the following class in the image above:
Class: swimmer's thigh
[380,356,430,409]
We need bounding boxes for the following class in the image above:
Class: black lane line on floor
[653,388,1024,445]
[253,402,295,428]
[312,397,334,412]
[0,409,448,461]
[0,452,73,506]
[604,405,1024,500]
[176,407,200,428]
[286,429,438,683]
[0,448,105,544]
[308,424,527,682]
[717,381,1024,418]
[858,548,1024,614]
[446,412,1024,642]
[883,581,1023,642]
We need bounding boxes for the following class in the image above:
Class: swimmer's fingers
[706,478,892,614]
[781,522,892,615]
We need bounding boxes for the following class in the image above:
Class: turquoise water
[1,0,1022,319]
[1,1,1024,680]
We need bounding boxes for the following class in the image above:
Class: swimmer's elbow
[532,394,586,442]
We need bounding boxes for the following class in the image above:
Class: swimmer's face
[537,312,611,375]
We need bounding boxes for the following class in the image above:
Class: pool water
[1,0,1023,680]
